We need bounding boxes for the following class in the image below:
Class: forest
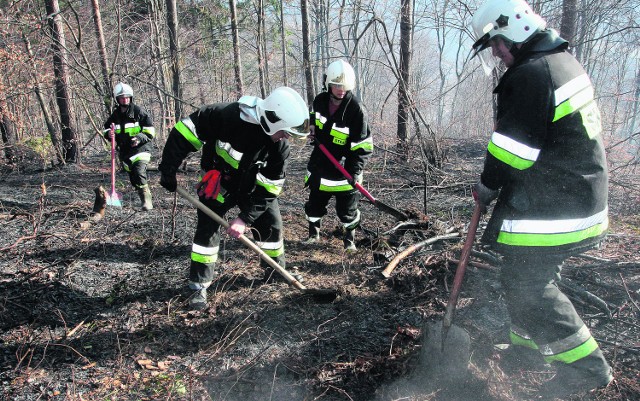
[1,0,639,400]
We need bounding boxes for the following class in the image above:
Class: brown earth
[1,139,638,401]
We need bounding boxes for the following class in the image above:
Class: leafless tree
[44,0,79,164]
[230,0,244,97]
[166,0,183,119]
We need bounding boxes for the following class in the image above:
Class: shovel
[106,123,122,207]
[176,187,338,303]
[441,202,482,350]
[316,142,408,221]
[415,203,480,383]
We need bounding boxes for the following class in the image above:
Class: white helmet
[256,87,310,137]
[471,0,546,74]
[113,82,134,99]
[325,60,356,91]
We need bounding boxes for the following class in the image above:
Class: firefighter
[470,0,613,397]
[103,82,156,210]
[158,87,309,310]
[304,60,373,251]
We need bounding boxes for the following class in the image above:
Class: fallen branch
[381,232,459,278]
[558,279,613,317]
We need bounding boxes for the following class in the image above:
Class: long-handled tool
[441,202,482,350]
[316,142,408,221]
[176,186,338,303]
[106,123,122,207]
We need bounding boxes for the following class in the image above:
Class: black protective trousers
[122,158,149,189]
[500,254,611,376]
[190,195,284,285]
[304,187,360,229]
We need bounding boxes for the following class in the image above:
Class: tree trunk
[0,101,15,163]
[90,0,112,114]
[301,0,315,104]
[279,0,288,86]
[44,0,79,164]
[23,33,64,164]
[166,0,183,118]
[397,0,413,151]
[257,0,266,98]
[560,0,578,51]
[149,0,171,138]
[229,0,244,97]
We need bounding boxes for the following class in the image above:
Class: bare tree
[0,100,16,163]
[560,0,578,49]
[279,0,288,86]
[166,0,183,118]
[301,0,315,104]
[397,0,413,150]
[90,0,113,114]
[256,0,266,98]
[44,0,79,164]
[229,0,244,96]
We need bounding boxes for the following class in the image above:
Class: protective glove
[196,170,222,200]
[473,180,499,211]
[352,172,363,185]
[160,172,177,192]
[130,134,147,147]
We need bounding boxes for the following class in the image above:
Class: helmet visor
[284,117,310,137]
[477,48,498,76]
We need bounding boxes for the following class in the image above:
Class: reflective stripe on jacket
[480,32,608,256]
[159,102,289,225]
[306,91,372,193]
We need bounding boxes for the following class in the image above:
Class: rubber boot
[305,220,321,243]
[542,348,613,399]
[343,228,356,251]
[138,187,153,211]
[188,288,207,310]
[188,282,210,310]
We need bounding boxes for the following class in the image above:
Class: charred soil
[1,139,638,401]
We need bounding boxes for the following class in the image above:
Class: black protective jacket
[480,30,608,256]
[103,104,155,159]
[159,102,290,225]
[306,91,372,192]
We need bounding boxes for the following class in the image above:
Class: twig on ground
[381,233,459,278]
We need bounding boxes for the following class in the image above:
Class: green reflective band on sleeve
[316,118,324,130]
[142,126,156,138]
[510,331,539,350]
[488,141,535,170]
[497,220,608,247]
[175,120,203,150]
[543,337,598,364]
[216,148,240,169]
[351,138,373,152]
[191,252,218,264]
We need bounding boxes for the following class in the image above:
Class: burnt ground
[0,138,638,401]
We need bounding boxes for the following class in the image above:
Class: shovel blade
[106,192,122,207]
[372,199,408,221]
[418,321,471,381]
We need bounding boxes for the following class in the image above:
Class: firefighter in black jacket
[304,60,373,251]
[471,0,612,397]
[103,82,156,210]
[158,87,309,310]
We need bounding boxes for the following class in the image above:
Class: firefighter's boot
[542,348,613,399]
[305,220,321,243]
[343,228,356,251]
[138,187,153,211]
